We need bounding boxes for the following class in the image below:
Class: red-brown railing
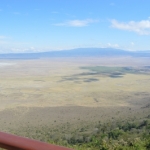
[0,132,73,150]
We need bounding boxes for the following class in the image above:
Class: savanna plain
[0,57,150,149]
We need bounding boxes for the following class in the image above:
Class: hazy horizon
[0,47,150,55]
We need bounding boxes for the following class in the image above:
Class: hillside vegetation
[10,114,150,150]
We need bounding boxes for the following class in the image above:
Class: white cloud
[111,19,150,35]
[54,19,98,27]
[107,43,119,48]
[10,47,37,53]
[0,36,7,39]
[0,36,8,46]
[30,46,35,50]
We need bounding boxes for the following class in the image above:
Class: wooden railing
[0,132,73,150]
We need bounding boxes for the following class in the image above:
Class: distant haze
[0,48,150,59]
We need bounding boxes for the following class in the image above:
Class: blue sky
[0,0,150,53]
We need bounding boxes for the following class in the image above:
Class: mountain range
[0,48,150,59]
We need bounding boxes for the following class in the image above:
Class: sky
[0,0,150,53]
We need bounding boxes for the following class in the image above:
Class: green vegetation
[68,118,150,150]
[10,116,150,150]
[62,66,150,82]
[80,66,150,78]
[52,118,150,150]
[81,66,130,73]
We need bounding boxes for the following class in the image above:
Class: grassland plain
[0,57,150,149]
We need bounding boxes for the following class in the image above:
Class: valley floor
[0,57,150,149]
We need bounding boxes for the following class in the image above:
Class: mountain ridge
[0,48,150,59]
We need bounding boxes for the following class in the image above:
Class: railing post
[0,132,73,150]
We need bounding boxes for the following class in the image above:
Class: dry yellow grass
[0,57,150,111]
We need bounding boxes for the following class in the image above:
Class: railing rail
[0,132,73,150]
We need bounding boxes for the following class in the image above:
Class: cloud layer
[54,19,98,27]
[111,19,150,35]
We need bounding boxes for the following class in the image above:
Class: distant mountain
[0,48,150,59]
